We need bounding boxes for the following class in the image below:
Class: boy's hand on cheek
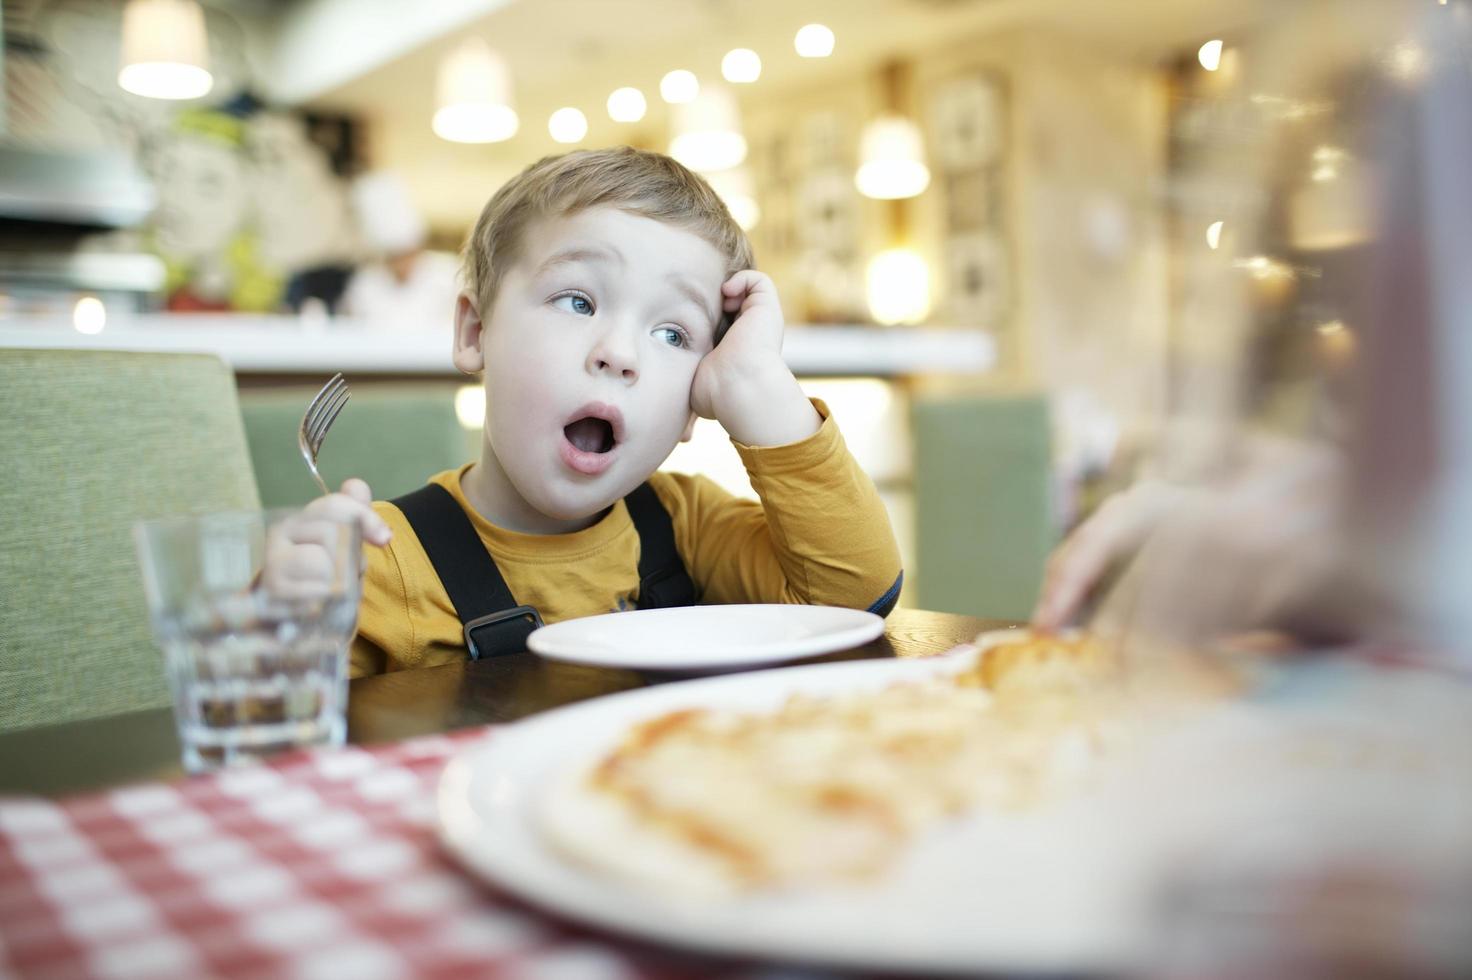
[690,271,821,447]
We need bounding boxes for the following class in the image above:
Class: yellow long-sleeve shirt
[350,400,903,676]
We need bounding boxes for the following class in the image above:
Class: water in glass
[134,509,362,773]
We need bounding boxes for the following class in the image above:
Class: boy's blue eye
[552,292,594,316]
[653,326,688,349]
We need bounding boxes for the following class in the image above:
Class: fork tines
[305,373,350,453]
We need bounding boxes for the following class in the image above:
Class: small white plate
[526,604,886,672]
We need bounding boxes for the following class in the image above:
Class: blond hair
[461,146,754,316]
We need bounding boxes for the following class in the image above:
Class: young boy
[296,146,902,676]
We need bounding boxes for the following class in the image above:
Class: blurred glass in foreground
[1095,0,1472,662]
[1089,1,1472,975]
[133,509,361,773]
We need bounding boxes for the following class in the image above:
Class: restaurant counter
[0,314,995,379]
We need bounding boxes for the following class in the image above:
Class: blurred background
[1,0,1455,621]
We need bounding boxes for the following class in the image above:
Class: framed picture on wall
[943,168,993,232]
[930,73,1005,172]
[945,230,1009,329]
[796,168,858,257]
[803,110,849,170]
[931,72,1009,330]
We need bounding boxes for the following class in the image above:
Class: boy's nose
[587,329,639,383]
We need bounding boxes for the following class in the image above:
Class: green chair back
[238,383,472,508]
[0,349,261,733]
[911,393,1054,620]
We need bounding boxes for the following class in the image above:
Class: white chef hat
[351,170,426,255]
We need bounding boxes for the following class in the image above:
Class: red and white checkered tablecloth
[0,728,779,980]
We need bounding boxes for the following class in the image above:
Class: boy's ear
[452,292,486,374]
[679,411,698,443]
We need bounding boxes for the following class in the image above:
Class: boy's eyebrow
[667,273,719,331]
[536,244,624,275]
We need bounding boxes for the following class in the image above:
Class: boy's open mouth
[563,417,616,454]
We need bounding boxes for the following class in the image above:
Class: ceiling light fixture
[794,24,835,58]
[548,107,587,143]
[856,62,930,200]
[433,39,518,143]
[1198,39,1224,71]
[607,86,647,123]
[856,118,930,199]
[660,69,699,104]
[721,48,761,84]
[669,84,747,172]
[117,0,213,100]
[867,249,930,325]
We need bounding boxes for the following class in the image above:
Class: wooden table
[0,609,1011,798]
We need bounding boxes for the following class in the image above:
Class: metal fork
[297,373,350,495]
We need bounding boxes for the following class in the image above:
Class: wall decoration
[8,0,362,313]
[931,72,1010,329]
[943,168,993,232]
[244,110,359,274]
[754,133,795,256]
[930,73,1004,171]
[803,110,848,170]
[797,250,867,323]
[761,111,862,321]
[134,102,358,312]
[793,166,863,321]
[796,168,859,255]
[19,0,252,152]
[945,231,1008,329]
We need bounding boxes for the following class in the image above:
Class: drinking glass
[133,509,362,773]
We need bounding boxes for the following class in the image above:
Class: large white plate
[443,636,1472,974]
[525,604,886,672]
[437,639,1156,975]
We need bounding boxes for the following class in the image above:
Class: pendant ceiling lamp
[669,84,747,173]
[866,248,931,324]
[117,0,213,100]
[433,39,518,143]
[856,62,930,200]
[861,60,932,323]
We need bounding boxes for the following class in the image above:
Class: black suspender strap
[625,482,697,609]
[390,480,696,661]
[390,484,542,660]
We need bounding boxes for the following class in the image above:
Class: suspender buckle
[639,567,696,609]
[463,605,544,660]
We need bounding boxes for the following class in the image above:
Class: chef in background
[339,171,460,332]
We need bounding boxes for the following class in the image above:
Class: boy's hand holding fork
[261,478,391,600]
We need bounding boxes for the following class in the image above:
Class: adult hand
[1032,481,1194,630]
[1035,438,1347,648]
[1105,442,1346,646]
